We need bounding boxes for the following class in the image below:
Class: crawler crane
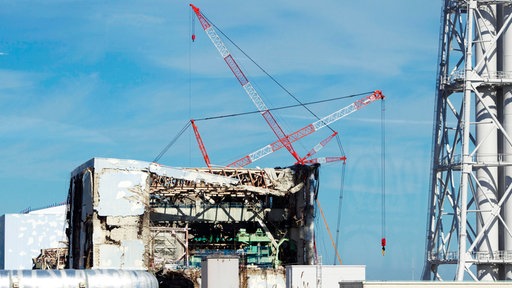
[188,3,387,260]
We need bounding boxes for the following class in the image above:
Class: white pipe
[501,3,512,280]
[475,3,499,281]
[0,269,158,288]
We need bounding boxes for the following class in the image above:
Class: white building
[0,204,67,269]
[286,265,366,287]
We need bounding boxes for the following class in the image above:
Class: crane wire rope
[203,12,338,134]
[188,8,195,166]
[381,98,387,255]
[313,207,328,261]
[333,134,346,265]
[154,121,192,163]
[153,91,363,163]
[193,91,373,122]
[315,198,343,265]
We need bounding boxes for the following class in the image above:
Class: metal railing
[439,153,512,167]
[449,69,512,83]
[429,250,512,263]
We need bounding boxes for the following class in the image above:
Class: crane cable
[152,91,365,163]
[189,8,195,165]
[334,134,346,264]
[154,121,192,163]
[316,198,343,265]
[381,99,387,256]
[315,133,346,266]
[193,92,373,122]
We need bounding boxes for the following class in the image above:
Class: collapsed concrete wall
[66,157,320,275]
[67,159,151,269]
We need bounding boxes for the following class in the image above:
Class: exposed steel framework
[423,0,512,281]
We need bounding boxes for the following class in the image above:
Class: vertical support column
[501,4,512,280]
[456,1,477,280]
[422,0,453,280]
[457,60,473,282]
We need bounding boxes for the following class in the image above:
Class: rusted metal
[33,248,68,270]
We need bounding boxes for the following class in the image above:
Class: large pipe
[0,269,158,288]
[475,4,499,281]
[501,4,512,280]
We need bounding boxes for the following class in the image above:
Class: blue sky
[0,0,439,280]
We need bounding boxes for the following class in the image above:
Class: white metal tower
[423,0,512,281]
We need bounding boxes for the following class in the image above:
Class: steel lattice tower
[423,0,512,281]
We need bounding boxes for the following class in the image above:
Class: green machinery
[188,228,283,268]
[235,228,273,266]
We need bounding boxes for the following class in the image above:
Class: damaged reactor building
[66,158,321,286]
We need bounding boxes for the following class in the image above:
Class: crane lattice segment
[190,4,300,162]
[303,156,346,165]
[313,90,384,130]
[227,90,384,167]
[300,131,338,162]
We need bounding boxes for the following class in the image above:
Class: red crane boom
[227,90,384,167]
[190,4,300,163]
[191,119,211,168]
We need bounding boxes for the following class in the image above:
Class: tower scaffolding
[423,0,512,281]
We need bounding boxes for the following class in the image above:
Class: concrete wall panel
[1,206,66,269]
[286,265,366,288]
[96,170,148,217]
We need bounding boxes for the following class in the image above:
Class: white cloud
[0,70,44,91]
[0,116,113,144]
